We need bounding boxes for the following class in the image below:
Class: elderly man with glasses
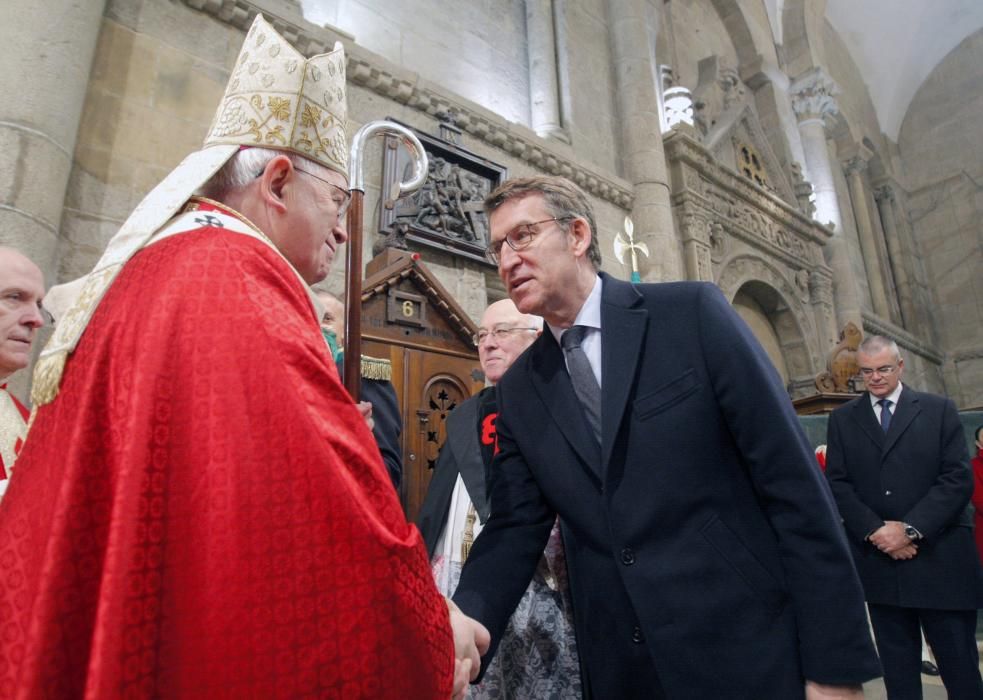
[827,335,983,699]
[0,16,476,699]
[418,297,581,698]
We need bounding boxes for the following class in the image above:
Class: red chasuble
[0,213,453,698]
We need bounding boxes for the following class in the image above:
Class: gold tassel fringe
[31,351,69,406]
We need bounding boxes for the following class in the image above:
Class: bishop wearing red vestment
[0,16,485,699]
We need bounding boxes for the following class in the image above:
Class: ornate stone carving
[789,67,840,123]
[790,162,816,217]
[842,156,868,177]
[808,270,834,305]
[692,56,746,137]
[874,183,896,204]
[378,122,506,264]
[708,221,726,262]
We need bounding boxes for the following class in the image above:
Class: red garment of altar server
[0,219,453,698]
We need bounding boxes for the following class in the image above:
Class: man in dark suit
[450,175,881,699]
[418,298,542,558]
[826,335,983,699]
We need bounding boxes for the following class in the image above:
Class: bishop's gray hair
[195,147,330,201]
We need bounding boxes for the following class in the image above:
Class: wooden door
[363,339,482,521]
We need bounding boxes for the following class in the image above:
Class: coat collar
[850,387,921,455]
[526,273,647,484]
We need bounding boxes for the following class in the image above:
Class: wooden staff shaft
[343,191,364,402]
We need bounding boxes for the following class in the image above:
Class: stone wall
[898,29,983,409]
[4,0,977,405]
[299,0,531,128]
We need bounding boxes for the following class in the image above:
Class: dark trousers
[868,603,983,700]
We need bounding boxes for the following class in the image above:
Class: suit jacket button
[632,626,645,644]
[621,547,636,566]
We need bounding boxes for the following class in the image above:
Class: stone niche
[664,126,838,398]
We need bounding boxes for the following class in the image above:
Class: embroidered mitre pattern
[204,16,349,178]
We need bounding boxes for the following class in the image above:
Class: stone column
[526,0,564,140]
[809,267,838,350]
[607,0,681,282]
[789,68,861,330]
[843,155,892,320]
[679,207,712,282]
[0,0,107,278]
[874,183,918,329]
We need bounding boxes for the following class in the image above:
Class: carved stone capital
[789,68,840,122]
[842,156,868,177]
[808,269,834,304]
[874,183,896,204]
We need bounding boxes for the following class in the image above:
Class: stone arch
[707,0,767,74]
[716,255,820,393]
[782,0,828,78]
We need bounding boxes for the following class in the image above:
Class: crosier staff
[343,121,429,400]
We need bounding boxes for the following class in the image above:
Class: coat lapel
[883,387,920,457]
[448,397,490,520]
[528,332,603,484]
[851,394,885,450]
[599,275,647,474]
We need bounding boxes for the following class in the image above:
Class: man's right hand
[887,543,918,560]
[447,598,491,699]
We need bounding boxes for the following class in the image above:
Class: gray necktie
[561,325,602,444]
[878,398,892,433]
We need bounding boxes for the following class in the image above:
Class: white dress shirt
[549,275,603,388]
[869,381,904,421]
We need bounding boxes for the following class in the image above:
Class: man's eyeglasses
[293,166,351,218]
[859,365,898,377]
[473,326,539,345]
[485,216,573,264]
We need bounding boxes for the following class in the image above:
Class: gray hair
[484,175,602,270]
[858,335,901,361]
[195,147,331,200]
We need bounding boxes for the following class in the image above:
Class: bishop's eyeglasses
[293,166,351,218]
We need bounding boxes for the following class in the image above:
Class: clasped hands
[446,598,490,700]
[869,520,917,560]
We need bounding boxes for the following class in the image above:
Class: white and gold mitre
[33,14,348,406]
[205,15,349,179]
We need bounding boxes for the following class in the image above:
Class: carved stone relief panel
[380,120,507,265]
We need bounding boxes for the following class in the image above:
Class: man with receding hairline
[827,334,983,699]
[0,247,45,500]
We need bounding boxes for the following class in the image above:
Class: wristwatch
[902,523,921,540]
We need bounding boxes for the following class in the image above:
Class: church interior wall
[555,0,620,175]
[820,19,885,162]
[825,138,874,315]
[897,29,983,409]
[662,0,741,91]
[306,0,531,128]
[7,0,980,406]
